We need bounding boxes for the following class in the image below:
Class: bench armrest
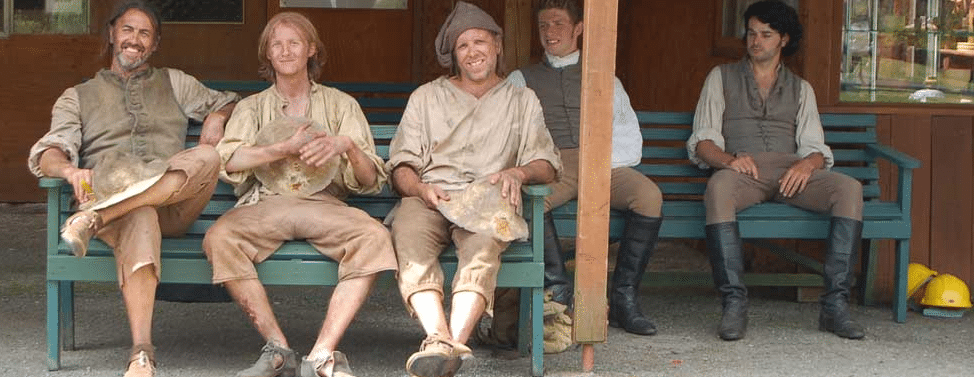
[522,184,552,197]
[865,143,919,220]
[866,144,921,169]
[40,177,67,188]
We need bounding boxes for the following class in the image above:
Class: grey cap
[434,1,503,68]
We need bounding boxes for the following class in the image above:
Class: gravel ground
[1,203,972,377]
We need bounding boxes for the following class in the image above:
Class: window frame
[1,0,11,38]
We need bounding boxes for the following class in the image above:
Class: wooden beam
[573,0,618,368]
[503,0,533,70]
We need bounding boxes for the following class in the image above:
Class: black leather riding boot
[608,212,663,336]
[543,213,573,305]
[706,222,748,341]
[819,217,865,339]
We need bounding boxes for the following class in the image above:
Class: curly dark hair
[743,0,803,57]
[538,0,582,24]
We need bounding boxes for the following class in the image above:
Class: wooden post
[504,0,533,70]
[573,0,618,372]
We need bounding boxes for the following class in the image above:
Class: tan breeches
[704,152,863,224]
[391,196,509,316]
[202,194,398,284]
[545,148,662,217]
[96,145,221,287]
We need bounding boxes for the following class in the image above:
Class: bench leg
[516,287,545,376]
[46,280,61,371]
[60,281,75,351]
[861,239,879,307]
[893,240,909,323]
[530,287,544,377]
[517,288,530,355]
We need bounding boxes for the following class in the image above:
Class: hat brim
[81,173,165,211]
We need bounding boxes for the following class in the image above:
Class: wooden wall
[2,0,971,303]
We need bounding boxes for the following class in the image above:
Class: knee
[704,173,736,205]
[834,177,864,216]
[189,144,221,178]
[202,221,234,259]
[122,206,160,228]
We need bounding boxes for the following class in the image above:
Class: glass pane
[841,0,974,104]
[13,0,88,34]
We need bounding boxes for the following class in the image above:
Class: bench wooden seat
[548,111,919,324]
[43,82,547,376]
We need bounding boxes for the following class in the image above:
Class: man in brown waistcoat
[687,0,865,341]
[27,1,238,375]
[507,0,665,337]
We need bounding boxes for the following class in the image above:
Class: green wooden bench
[43,82,548,376]
[548,111,919,324]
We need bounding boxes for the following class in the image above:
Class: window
[1,0,9,37]
[10,0,88,35]
[842,0,974,104]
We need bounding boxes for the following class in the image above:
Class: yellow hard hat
[907,263,937,299]
[920,274,973,309]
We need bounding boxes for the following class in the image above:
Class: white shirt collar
[546,50,580,68]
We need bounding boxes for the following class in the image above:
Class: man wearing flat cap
[386,2,562,376]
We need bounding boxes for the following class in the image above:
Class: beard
[114,43,152,73]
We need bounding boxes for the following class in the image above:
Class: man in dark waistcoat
[507,0,665,338]
[27,1,238,375]
[687,0,865,341]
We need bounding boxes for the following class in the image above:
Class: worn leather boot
[608,212,662,336]
[819,217,865,340]
[706,222,748,341]
[543,213,573,306]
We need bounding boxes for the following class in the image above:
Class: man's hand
[278,123,316,156]
[64,167,94,205]
[779,158,817,198]
[418,182,450,208]
[726,153,759,179]
[489,167,527,212]
[299,135,353,167]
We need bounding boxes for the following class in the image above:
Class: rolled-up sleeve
[687,68,726,169]
[795,81,834,169]
[168,68,239,121]
[216,96,258,186]
[386,90,429,177]
[28,88,83,177]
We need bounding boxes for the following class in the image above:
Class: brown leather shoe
[300,351,354,377]
[60,210,102,257]
[406,335,465,377]
[237,342,298,377]
[123,347,155,377]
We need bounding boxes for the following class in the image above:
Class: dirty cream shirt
[217,82,387,207]
[386,76,562,191]
[28,68,239,176]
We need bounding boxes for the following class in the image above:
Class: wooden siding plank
[929,116,973,284]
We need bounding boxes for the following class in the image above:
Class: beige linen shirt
[28,68,239,176]
[217,82,386,207]
[386,76,562,191]
[687,66,834,169]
